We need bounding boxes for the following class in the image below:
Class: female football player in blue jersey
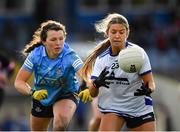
[79,13,156,131]
[14,20,84,131]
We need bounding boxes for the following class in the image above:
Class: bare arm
[14,67,33,95]
[141,72,156,92]
[89,84,99,97]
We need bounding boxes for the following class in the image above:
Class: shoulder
[63,43,82,63]
[64,43,81,58]
[126,42,145,52]
[28,45,44,63]
[31,45,44,55]
[98,47,110,59]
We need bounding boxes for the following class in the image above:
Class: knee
[53,115,69,131]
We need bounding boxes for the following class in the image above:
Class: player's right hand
[78,89,93,103]
[32,89,48,101]
[93,67,110,89]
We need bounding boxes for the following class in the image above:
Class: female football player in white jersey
[14,20,84,131]
[79,13,156,131]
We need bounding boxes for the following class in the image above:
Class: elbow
[149,82,156,92]
[14,79,20,91]
[14,80,18,90]
[152,82,156,91]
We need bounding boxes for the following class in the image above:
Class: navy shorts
[123,112,155,128]
[31,92,79,118]
[102,111,155,129]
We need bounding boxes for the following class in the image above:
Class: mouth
[54,48,62,53]
[55,47,61,50]
[113,41,121,45]
[113,40,121,43]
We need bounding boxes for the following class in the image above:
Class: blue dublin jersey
[22,43,83,106]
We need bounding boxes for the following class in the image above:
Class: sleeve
[71,52,83,72]
[22,52,34,72]
[139,49,152,75]
[91,57,104,79]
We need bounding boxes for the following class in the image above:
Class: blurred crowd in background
[0,0,179,131]
[0,0,179,78]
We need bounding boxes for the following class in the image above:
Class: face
[107,24,129,49]
[43,30,65,59]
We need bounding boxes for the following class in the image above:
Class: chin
[113,43,121,47]
[56,51,61,55]
[56,48,62,53]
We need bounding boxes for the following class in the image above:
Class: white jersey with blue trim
[91,42,154,117]
[22,43,83,106]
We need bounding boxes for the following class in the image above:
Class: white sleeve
[91,57,104,79]
[139,49,152,75]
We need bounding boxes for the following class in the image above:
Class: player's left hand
[134,83,152,96]
[78,89,93,103]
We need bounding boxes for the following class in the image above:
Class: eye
[50,38,57,41]
[119,29,126,34]
[59,37,64,41]
[111,30,117,34]
[119,31,125,34]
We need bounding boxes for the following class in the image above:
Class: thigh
[53,99,77,123]
[99,113,125,131]
[31,99,52,130]
[30,115,51,131]
[91,97,101,118]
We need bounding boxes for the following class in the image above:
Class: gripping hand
[134,83,152,96]
[93,68,110,89]
[32,89,48,101]
[78,89,93,103]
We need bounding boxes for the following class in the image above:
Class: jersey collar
[109,41,129,56]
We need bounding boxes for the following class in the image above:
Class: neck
[111,44,126,55]
[46,49,61,60]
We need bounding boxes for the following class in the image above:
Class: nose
[115,33,120,38]
[55,39,61,45]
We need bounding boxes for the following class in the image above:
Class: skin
[108,24,129,55]
[88,97,101,131]
[43,30,65,59]
[89,23,156,131]
[14,29,78,131]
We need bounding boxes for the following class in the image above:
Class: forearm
[141,73,156,92]
[14,80,32,95]
[89,85,99,97]
[148,81,156,92]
